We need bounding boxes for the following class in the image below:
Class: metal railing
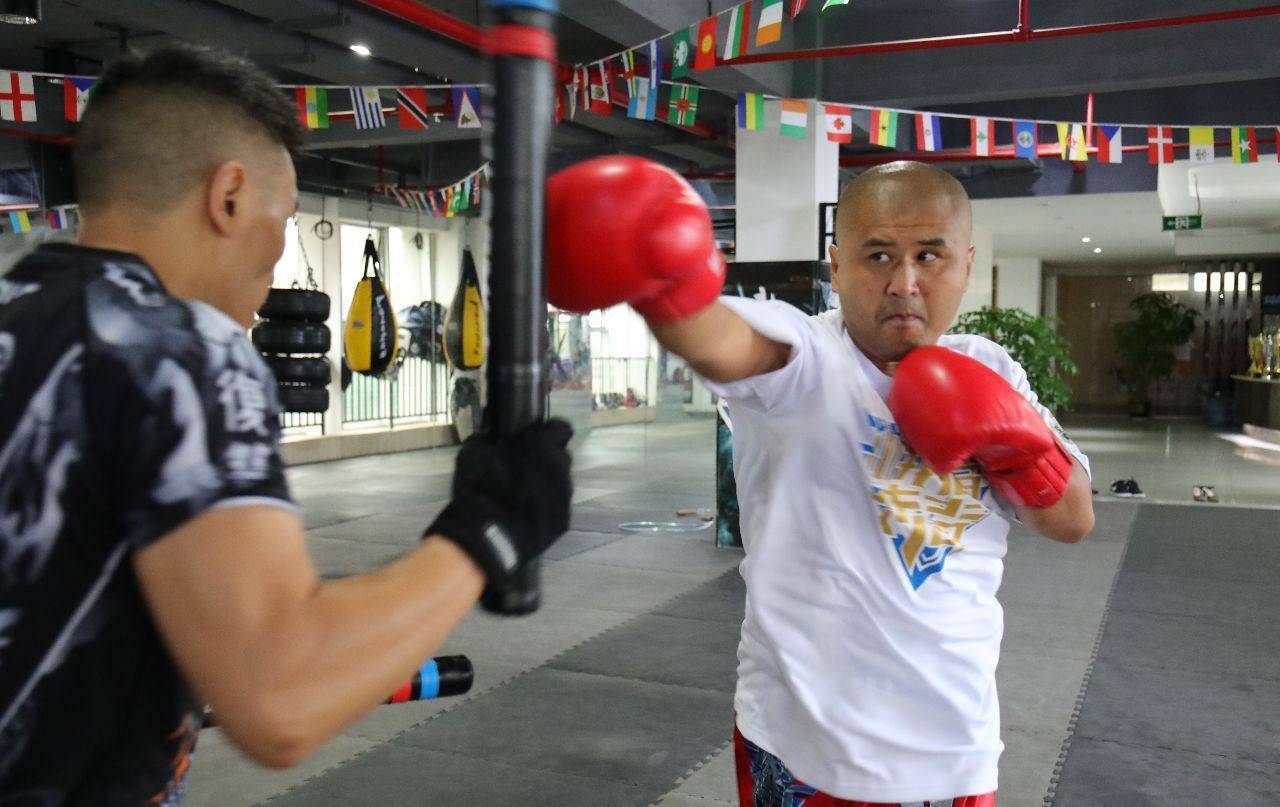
[591,357,652,409]
[343,356,448,430]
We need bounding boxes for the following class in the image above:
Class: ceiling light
[0,0,41,24]
[350,43,372,57]
[1094,247,1103,254]
[1081,236,1091,243]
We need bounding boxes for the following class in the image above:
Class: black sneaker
[1110,479,1133,498]
[1126,478,1146,498]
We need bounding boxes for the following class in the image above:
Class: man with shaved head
[547,156,1096,806]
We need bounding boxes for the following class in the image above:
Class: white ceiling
[976,164,1280,266]
[974,192,1177,264]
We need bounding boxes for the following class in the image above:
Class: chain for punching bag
[481,0,558,614]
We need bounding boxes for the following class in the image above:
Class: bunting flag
[620,50,638,99]
[1231,127,1257,163]
[63,77,95,122]
[648,39,663,92]
[1055,122,1070,158]
[791,0,808,19]
[350,87,386,129]
[47,209,65,230]
[1188,126,1215,162]
[694,17,718,70]
[554,87,565,124]
[1096,125,1122,163]
[1014,120,1037,158]
[822,0,851,8]
[8,211,31,234]
[396,87,431,129]
[915,113,942,151]
[1069,123,1088,161]
[672,27,693,79]
[586,63,612,115]
[294,87,328,129]
[870,108,898,147]
[724,3,751,60]
[628,80,657,120]
[428,193,441,218]
[0,71,36,123]
[825,104,853,143]
[758,0,784,45]
[780,99,808,138]
[453,86,482,127]
[970,117,994,156]
[1148,126,1175,164]
[738,92,765,131]
[668,84,700,126]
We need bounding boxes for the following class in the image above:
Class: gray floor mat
[1050,505,1280,805]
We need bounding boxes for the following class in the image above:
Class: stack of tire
[252,288,333,414]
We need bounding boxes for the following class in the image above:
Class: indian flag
[738,92,765,131]
[780,99,808,138]
[295,86,329,129]
[757,0,784,46]
[870,108,898,147]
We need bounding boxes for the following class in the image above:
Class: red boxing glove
[547,156,725,323]
[887,346,1073,508]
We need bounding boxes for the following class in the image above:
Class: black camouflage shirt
[0,244,293,805]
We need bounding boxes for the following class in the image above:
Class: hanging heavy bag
[344,235,398,376]
[443,249,485,371]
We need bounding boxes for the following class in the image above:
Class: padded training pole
[481,0,558,614]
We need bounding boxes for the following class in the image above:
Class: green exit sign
[1163,215,1203,231]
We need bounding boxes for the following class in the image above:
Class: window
[1151,273,1189,292]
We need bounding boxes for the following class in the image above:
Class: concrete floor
[182,414,1280,806]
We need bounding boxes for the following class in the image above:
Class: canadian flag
[825,104,852,143]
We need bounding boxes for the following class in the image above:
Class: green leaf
[950,306,1078,412]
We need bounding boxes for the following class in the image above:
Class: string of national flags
[0,68,485,132]
[732,96,1279,165]
[378,163,490,218]
[0,206,79,235]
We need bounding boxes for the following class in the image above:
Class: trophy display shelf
[1233,373,1280,438]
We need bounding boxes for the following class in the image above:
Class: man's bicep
[132,505,316,706]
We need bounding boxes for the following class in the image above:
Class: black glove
[426,419,573,590]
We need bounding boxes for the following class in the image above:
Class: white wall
[958,227,995,315]
[995,256,1043,315]
[735,99,840,262]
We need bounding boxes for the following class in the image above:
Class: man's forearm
[1014,459,1095,543]
[649,301,790,384]
[232,538,483,764]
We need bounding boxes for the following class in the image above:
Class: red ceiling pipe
[0,127,74,146]
[1016,0,1032,40]
[723,3,1280,66]
[354,0,574,82]
[353,0,485,50]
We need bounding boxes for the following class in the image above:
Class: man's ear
[206,161,247,237]
[963,243,976,290]
[828,242,841,281]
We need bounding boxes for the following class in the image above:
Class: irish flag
[757,0,784,46]
[780,99,808,138]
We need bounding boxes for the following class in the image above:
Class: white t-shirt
[706,297,1089,803]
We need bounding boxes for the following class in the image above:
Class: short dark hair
[74,43,303,214]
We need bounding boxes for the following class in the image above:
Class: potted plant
[1112,292,1198,418]
[951,306,1078,412]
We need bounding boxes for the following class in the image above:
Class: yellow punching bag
[444,248,485,371]
[344,236,398,375]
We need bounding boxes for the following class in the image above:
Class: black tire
[258,288,331,323]
[252,321,331,354]
[277,384,329,413]
[264,356,330,386]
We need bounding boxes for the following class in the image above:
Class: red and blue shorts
[733,726,997,807]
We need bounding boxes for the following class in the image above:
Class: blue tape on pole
[486,0,558,12]
[419,659,441,700]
